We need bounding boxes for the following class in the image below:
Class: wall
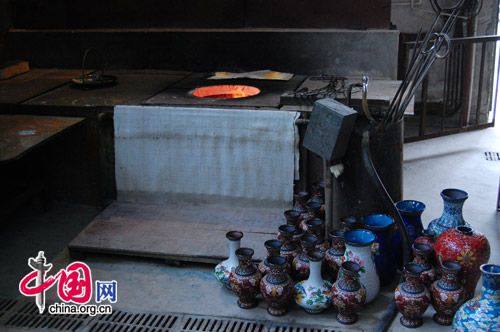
[0,0,12,64]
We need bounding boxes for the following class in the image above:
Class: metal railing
[404,35,500,142]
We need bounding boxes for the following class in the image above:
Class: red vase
[394,263,431,328]
[324,229,345,280]
[299,201,322,232]
[229,248,261,309]
[258,239,290,276]
[305,218,328,252]
[431,260,466,325]
[331,261,366,324]
[411,243,437,288]
[414,229,436,266]
[434,226,490,300]
[260,256,294,316]
[278,225,300,266]
[292,234,318,281]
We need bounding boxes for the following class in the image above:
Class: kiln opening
[192,85,260,99]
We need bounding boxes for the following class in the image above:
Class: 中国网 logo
[19,251,117,316]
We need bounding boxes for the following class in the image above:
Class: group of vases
[213,187,497,329]
[393,188,496,330]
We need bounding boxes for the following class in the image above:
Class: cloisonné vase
[434,226,491,300]
[278,225,300,266]
[415,229,437,265]
[324,229,345,280]
[294,252,332,314]
[452,264,500,331]
[258,239,290,276]
[278,210,301,242]
[396,200,426,244]
[299,201,322,232]
[305,218,328,252]
[394,263,431,328]
[309,182,325,205]
[260,256,294,316]
[229,248,261,309]
[292,234,318,281]
[341,216,360,232]
[361,214,396,285]
[331,261,366,325]
[214,231,243,289]
[428,188,469,238]
[431,260,466,325]
[343,229,380,303]
[412,243,437,288]
[293,191,309,212]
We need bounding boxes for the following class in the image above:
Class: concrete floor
[1,123,499,331]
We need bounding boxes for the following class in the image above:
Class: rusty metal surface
[145,73,307,108]
[24,71,188,107]
[0,69,92,104]
[0,115,85,163]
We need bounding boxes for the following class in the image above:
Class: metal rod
[475,42,487,125]
[323,159,333,239]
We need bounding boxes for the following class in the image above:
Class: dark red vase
[299,201,322,232]
[305,218,328,252]
[331,261,366,324]
[260,256,294,316]
[258,239,290,276]
[324,229,345,280]
[431,260,466,325]
[292,234,318,281]
[414,229,436,265]
[293,191,309,212]
[278,210,304,248]
[278,225,300,266]
[340,216,360,232]
[394,263,431,328]
[434,225,491,299]
[229,248,261,309]
[412,243,437,288]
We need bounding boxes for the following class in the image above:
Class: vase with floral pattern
[305,218,328,252]
[214,231,243,289]
[431,260,466,325]
[412,243,437,288]
[294,191,309,212]
[331,261,366,324]
[292,234,318,281]
[429,188,469,238]
[260,256,294,316]
[278,225,301,266]
[452,263,500,331]
[258,239,290,276]
[396,200,426,244]
[343,229,380,303]
[415,229,437,265]
[294,252,332,314]
[299,201,322,232]
[341,216,360,232]
[229,247,261,309]
[361,214,397,286]
[325,229,345,280]
[395,263,431,328]
[434,225,491,300]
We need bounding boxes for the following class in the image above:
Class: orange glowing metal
[192,85,260,99]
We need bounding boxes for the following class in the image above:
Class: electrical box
[303,98,357,161]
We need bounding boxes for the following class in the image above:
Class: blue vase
[396,200,425,244]
[452,264,500,331]
[361,214,397,285]
[429,189,468,238]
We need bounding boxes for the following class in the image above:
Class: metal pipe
[323,159,333,237]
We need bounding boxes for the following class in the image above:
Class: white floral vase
[214,231,243,289]
[294,252,332,314]
[343,229,380,303]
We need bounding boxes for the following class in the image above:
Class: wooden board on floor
[68,201,284,264]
